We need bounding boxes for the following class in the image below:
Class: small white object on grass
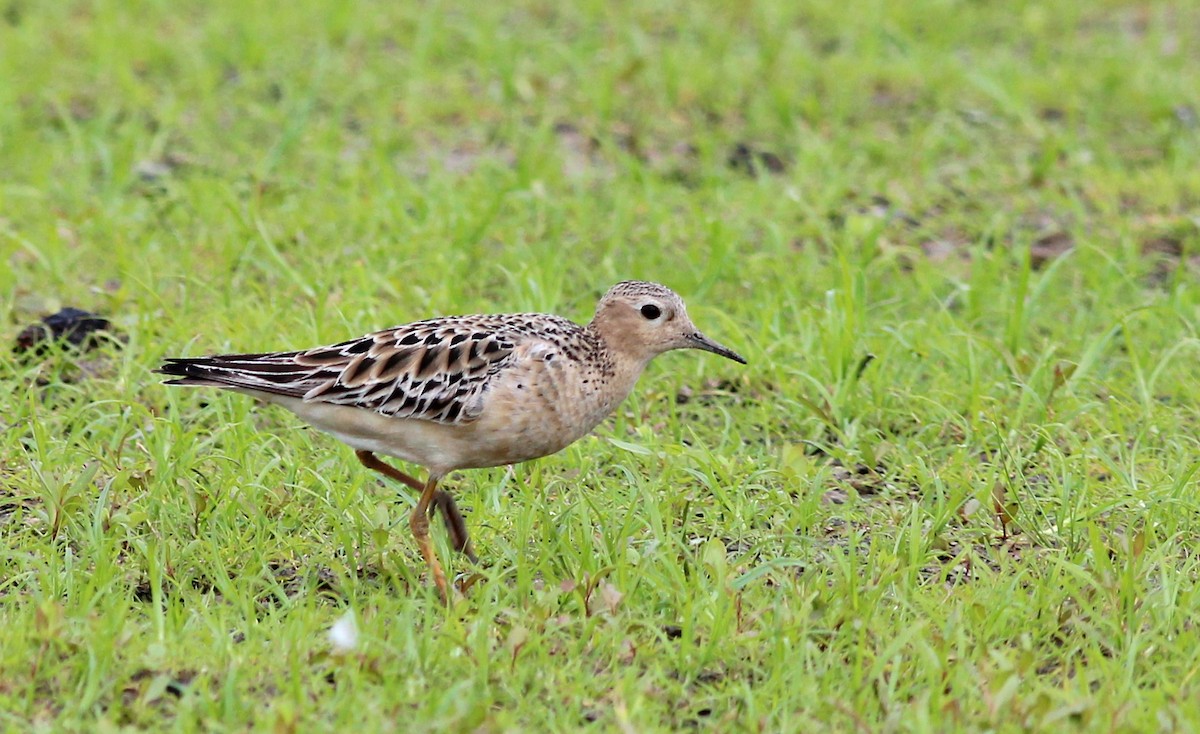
[328,609,359,653]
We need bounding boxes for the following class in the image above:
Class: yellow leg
[355,450,423,491]
[356,450,477,563]
[432,490,479,564]
[356,450,476,601]
[411,474,451,603]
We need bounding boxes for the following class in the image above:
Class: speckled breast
[469,338,640,467]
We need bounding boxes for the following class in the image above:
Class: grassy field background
[3,0,1200,730]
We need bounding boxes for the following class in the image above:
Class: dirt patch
[0,463,38,533]
[828,459,891,497]
[1029,230,1075,269]
[257,560,385,607]
[726,142,786,177]
[121,668,196,706]
[1139,218,1200,286]
[675,377,764,406]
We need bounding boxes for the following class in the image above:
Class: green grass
[3,0,1200,730]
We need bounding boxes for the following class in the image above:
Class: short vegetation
[2,0,1199,730]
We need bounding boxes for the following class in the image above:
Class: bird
[157,280,746,602]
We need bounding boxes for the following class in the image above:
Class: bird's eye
[640,304,662,320]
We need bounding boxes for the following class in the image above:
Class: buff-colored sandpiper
[158,281,746,601]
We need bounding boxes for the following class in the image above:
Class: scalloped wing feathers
[158,314,587,425]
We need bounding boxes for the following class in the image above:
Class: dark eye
[640,304,662,320]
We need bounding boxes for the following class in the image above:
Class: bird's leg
[355,450,423,492]
[411,473,451,603]
[356,450,477,563]
[357,450,449,599]
[431,490,479,564]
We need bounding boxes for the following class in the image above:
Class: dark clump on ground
[13,307,118,356]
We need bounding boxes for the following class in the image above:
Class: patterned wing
[297,317,522,422]
[159,314,534,424]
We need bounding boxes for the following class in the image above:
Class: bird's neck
[584,321,654,375]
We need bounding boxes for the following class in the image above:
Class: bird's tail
[156,353,309,397]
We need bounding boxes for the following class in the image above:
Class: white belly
[255,355,642,475]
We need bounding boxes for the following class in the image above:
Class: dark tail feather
[159,376,225,386]
[156,355,311,397]
[156,358,238,387]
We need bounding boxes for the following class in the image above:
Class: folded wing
[158,315,526,425]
